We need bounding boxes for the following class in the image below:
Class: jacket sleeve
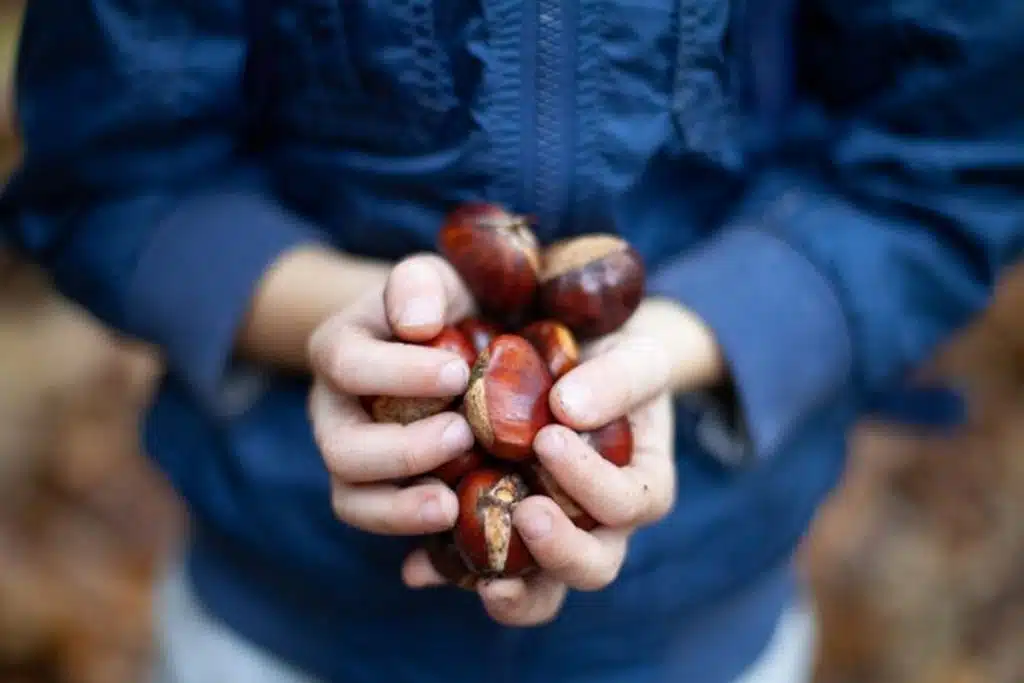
[650,1,1024,460]
[0,0,324,408]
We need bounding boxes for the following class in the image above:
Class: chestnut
[423,532,478,590]
[528,417,634,530]
[464,335,554,461]
[438,204,541,320]
[364,326,476,425]
[429,447,486,488]
[454,468,536,577]
[579,415,634,468]
[539,234,645,339]
[518,320,580,380]
[456,317,504,359]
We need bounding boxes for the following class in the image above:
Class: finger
[308,301,389,373]
[401,548,449,589]
[311,326,471,398]
[532,410,675,528]
[312,385,475,482]
[478,574,568,627]
[330,479,458,535]
[385,254,476,342]
[309,378,369,428]
[622,396,677,524]
[513,496,628,591]
[549,333,674,430]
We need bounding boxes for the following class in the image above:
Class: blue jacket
[3,1,1023,681]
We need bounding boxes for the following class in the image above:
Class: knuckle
[313,423,354,477]
[578,557,620,592]
[307,327,333,373]
[596,502,631,529]
[590,502,624,529]
[656,485,677,520]
[328,348,364,393]
[624,496,648,526]
[309,318,349,375]
[594,559,623,589]
[330,488,351,523]
[313,422,341,469]
[598,482,644,528]
[627,470,659,523]
[396,433,429,477]
[642,481,675,525]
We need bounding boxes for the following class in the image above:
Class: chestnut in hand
[518,320,580,380]
[423,532,478,590]
[364,326,476,425]
[579,415,634,468]
[438,204,541,321]
[454,468,536,578]
[528,417,634,531]
[539,234,645,339]
[464,335,554,461]
[429,447,486,488]
[456,317,504,359]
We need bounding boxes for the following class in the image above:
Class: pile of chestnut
[364,204,645,587]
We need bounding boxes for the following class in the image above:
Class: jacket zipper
[496,3,577,680]
[521,0,575,240]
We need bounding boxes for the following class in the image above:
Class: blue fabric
[3,0,1024,681]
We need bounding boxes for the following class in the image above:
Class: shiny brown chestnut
[423,532,478,590]
[454,468,536,577]
[429,447,487,488]
[456,317,504,359]
[579,415,634,468]
[438,204,541,320]
[518,320,580,380]
[528,416,634,530]
[364,326,476,425]
[539,234,645,339]
[464,334,554,461]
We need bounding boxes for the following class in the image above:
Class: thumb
[385,254,476,342]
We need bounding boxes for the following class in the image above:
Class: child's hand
[403,299,721,627]
[307,254,478,535]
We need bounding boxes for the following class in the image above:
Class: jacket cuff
[650,226,853,460]
[124,191,322,409]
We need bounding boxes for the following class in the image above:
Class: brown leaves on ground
[806,267,1024,683]
[0,261,182,683]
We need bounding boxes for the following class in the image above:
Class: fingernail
[441,418,473,451]
[400,297,442,329]
[419,496,450,527]
[519,509,553,540]
[438,360,470,393]
[555,381,590,423]
[536,428,566,458]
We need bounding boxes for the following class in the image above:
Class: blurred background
[1,1,1023,681]
[1,3,183,682]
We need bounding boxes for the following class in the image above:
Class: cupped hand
[403,298,723,627]
[307,254,478,535]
